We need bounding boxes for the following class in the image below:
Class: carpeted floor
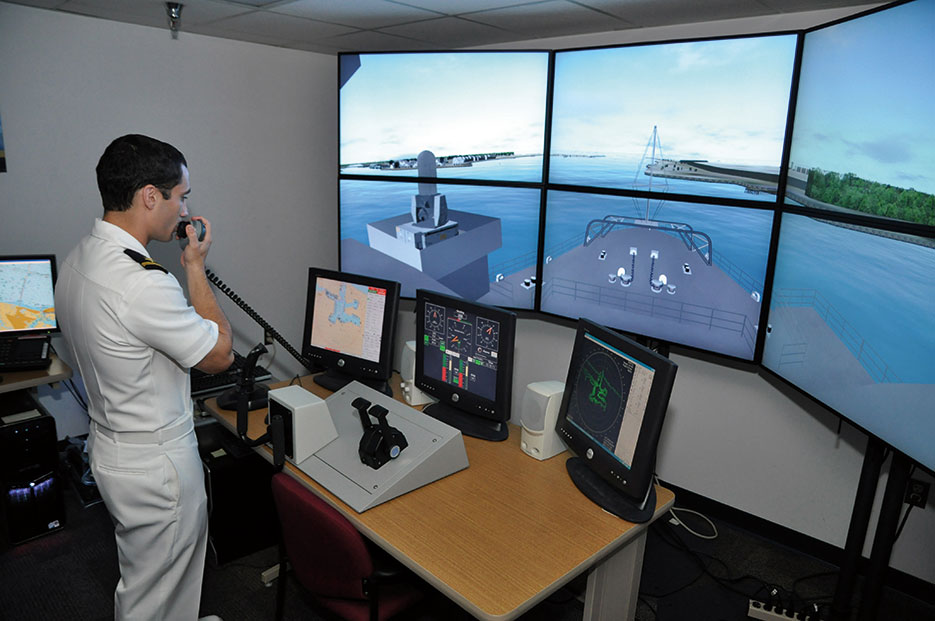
[1,460,932,620]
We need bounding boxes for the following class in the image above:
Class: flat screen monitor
[762,213,935,472]
[301,268,401,396]
[555,319,678,522]
[785,0,935,230]
[540,190,774,361]
[415,289,517,441]
[0,255,58,337]
[550,33,797,202]
[339,51,549,183]
[338,50,548,310]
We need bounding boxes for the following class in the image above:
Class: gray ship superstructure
[342,150,503,301]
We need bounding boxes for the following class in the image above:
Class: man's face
[153,164,191,242]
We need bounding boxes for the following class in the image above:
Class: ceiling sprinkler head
[166,2,183,39]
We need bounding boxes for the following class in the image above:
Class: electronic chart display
[309,276,389,363]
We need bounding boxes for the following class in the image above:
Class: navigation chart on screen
[311,277,386,362]
[0,260,55,333]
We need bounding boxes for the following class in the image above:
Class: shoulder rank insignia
[123,248,168,274]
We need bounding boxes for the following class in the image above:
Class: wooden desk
[205,374,674,621]
[0,353,72,395]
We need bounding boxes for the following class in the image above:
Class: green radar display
[569,339,635,447]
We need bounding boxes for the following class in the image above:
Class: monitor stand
[565,457,656,523]
[422,402,509,442]
[313,368,393,397]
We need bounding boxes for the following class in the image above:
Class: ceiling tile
[271,0,441,29]
[393,0,547,15]
[466,0,629,38]
[311,29,440,53]
[571,0,772,28]
[381,15,518,48]
[205,9,357,43]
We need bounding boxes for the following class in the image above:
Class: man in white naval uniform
[55,134,234,620]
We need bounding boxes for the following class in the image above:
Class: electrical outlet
[264,329,274,345]
[905,479,930,508]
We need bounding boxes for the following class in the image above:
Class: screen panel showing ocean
[763,213,935,471]
[549,34,796,203]
[784,0,935,228]
[340,179,540,309]
[339,51,548,184]
[540,191,774,360]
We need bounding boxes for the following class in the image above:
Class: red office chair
[271,472,425,621]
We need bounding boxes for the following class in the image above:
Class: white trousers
[88,422,208,621]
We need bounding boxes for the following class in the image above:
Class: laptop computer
[0,255,58,373]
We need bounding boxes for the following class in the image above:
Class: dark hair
[96,134,188,212]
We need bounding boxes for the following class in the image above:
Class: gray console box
[295,381,469,513]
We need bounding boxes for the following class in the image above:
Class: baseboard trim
[657,479,935,606]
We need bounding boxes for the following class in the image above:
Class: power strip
[748,599,823,621]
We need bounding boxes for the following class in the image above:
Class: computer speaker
[400,340,434,406]
[519,380,566,460]
[267,385,338,465]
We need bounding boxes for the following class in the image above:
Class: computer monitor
[301,267,401,396]
[540,191,774,362]
[555,319,678,522]
[338,50,549,310]
[0,254,58,337]
[762,213,935,473]
[414,289,517,441]
[786,0,934,230]
[549,33,797,203]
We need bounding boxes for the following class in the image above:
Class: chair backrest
[271,472,374,600]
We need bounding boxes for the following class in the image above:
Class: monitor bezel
[301,267,401,386]
[414,288,517,427]
[555,318,678,506]
[0,254,59,338]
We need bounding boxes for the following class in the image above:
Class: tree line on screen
[806,169,935,227]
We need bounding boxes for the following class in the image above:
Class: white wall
[0,2,336,431]
[1,0,931,587]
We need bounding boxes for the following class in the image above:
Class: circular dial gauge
[424,303,445,334]
[475,318,500,350]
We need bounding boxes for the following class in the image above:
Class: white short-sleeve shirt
[56,218,219,433]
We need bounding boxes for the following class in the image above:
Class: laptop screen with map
[0,255,58,338]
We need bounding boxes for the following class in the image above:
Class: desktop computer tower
[195,419,278,565]
[0,400,65,545]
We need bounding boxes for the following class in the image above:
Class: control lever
[231,343,284,470]
[352,397,373,430]
[356,401,408,470]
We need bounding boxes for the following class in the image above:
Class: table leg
[583,530,647,621]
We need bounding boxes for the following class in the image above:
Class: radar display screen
[422,301,500,401]
[565,332,655,469]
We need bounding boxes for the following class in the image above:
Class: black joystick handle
[369,404,389,427]
[352,397,373,431]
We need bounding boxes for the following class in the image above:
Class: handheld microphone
[177,220,205,249]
